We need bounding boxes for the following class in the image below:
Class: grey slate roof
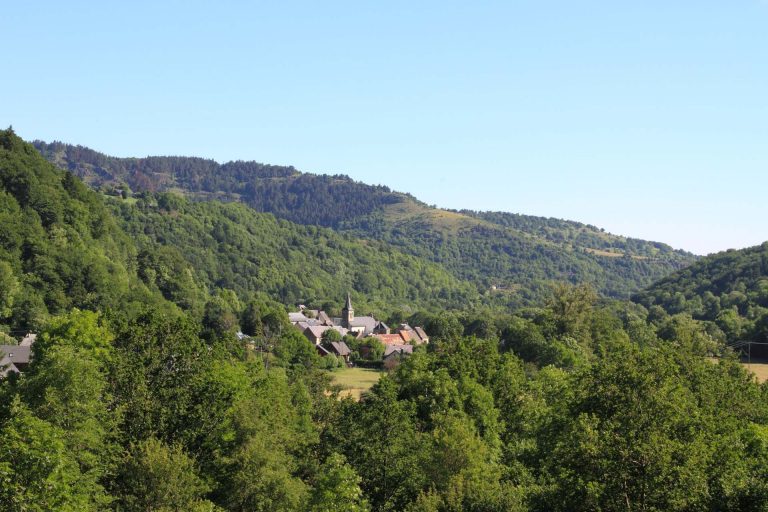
[304,325,349,341]
[349,316,377,334]
[384,344,414,358]
[0,345,31,365]
[289,312,308,323]
[330,341,351,357]
[317,311,333,325]
[20,333,37,347]
[0,355,19,378]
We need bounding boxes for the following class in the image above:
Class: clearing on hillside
[330,367,383,400]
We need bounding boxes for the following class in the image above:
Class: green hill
[34,139,696,303]
[109,192,478,315]
[0,130,161,333]
[633,242,768,342]
[0,130,477,334]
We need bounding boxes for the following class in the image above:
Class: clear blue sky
[2,1,767,255]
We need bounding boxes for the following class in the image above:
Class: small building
[373,333,407,345]
[383,344,414,370]
[0,334,36,378]
[414,327,429,344]
[373,321,390,335]
[329,341,352,366]
[303,325,349,345]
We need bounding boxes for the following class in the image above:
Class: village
[288,294,429,370]
[0,295,427,380]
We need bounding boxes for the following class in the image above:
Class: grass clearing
[708,357,768,383]
[743,362,768,383]
[329,367,383,400]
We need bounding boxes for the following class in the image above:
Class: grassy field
[742,362,768,383]
[709,357,768,383]
[329,367,383,400]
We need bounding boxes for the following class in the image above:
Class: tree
[542,343,711,512]
[22,344,116,509]
[0,261,19,320]
[360,336,384,361]
[240,300,264,337]
[321,328,342,347]
[115,437,214,512]
[35,308,114,367]
[307,453,370,512]
[0,397,92,510]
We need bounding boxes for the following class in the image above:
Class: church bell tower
[342,293,354,328]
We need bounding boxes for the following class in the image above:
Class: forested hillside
[0,130,163,334]
[109,192,477,315]
[634,242,768,342]
[34,140,696,302]
[0,130,476,333]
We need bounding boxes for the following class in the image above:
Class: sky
[2,1,767,255]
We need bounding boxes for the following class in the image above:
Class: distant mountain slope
[0,131,477,328]
[109,193,477,313]
[633,242,768,342]
[33,140,696,302]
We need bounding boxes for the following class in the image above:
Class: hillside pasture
[330,367,383,400]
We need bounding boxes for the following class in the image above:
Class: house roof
[374,321,389,331]
[0,355,19,378]
[289,312,308,323]
[305,325,330,340]
[398,330,412,342]
[414,327,429,341]
[330,341,351,356]
[0,345,31,365]
[316,344,331,356]
[374,334,407,345]
[397,323,414,332]
[349,316,377,333]
[304,325,349,341]
[317,311,333,325]
[20,333,37,347]
[384,344,414,358]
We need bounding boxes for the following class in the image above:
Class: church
[288,294,429,346]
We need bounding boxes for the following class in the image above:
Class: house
[303,325,349,344]
[374,333,408,346]
[20,333,36,346]
[329,341,352,366]
[414,327,429,344]
[317,311,333,326]
[373,321,390,335]
[0,333,36,378]
[289,312,309,323]
[383,344,414,370]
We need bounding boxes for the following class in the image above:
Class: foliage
[634,242,768,343]
[35,138,696,304]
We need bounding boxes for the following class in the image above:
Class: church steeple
[342,293,354,328]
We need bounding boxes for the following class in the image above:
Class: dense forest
[34,139,695,303]
[634,242,768,344]
[109,192,478,315]
[0,130,161,334]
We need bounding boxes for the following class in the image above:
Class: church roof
[349,316,377,333]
